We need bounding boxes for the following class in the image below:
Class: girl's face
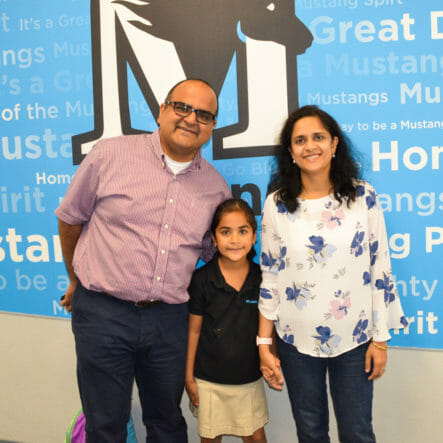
[289,116,338,179]
[212,210,256,264]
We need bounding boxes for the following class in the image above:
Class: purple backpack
[65,409,137,442]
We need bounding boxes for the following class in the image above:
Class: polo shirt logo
[245,299,258,304]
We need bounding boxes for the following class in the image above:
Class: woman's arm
[258,312,284,390]
[365,183,407,379]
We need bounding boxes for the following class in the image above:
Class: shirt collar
[206,253,261,294]
[149,129,202,172]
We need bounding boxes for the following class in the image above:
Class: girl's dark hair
[210,198,257,260]
[268,105,360,212]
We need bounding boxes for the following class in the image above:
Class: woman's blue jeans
[277,337,376,443]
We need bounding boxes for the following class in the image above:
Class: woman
[257,105,407,442]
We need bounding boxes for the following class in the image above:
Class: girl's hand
[185,377,199,406]
[259,346,284,390]
[365,341,388,380]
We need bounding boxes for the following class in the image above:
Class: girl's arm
[259,194,284,390]
[185,313,203,406]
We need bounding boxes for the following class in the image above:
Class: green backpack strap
[64,408,84,443]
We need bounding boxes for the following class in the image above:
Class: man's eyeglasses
[165,100,216,125]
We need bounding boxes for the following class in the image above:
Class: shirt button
[169,198,174,204]
[164,224,169,229]
[161,250,166,254]
[156,276,161,281]
[161,162,165,168]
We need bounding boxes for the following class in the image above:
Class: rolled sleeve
[55,144,102,225]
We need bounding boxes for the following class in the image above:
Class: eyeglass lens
[169,101,214,124]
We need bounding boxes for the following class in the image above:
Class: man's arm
[58,219,83,312]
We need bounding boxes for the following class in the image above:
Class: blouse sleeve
[259,194,283,321]
[365,184,408,341]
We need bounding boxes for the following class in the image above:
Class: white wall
[1,313,441,443]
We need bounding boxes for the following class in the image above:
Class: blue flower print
[261,250,276,267]
[286,283,312,310]
[261,246,287,273]
[356,185,365,197]
[282,325,295,344]
[350,231,365,257]
[306,236,337,264]
[313,326,342,355]
[400,316,409,327]
[369,240,379,266]
[375,273,396,306]
[356,184,376,209]
[278,247,287,270]
[277,200,300,222]
[283,333,294,344]
[363,271,371,285]
[260,288,273,299]
[366,190,377,210]
[353,318,369,344]
[307,235,325,254]
[276,201,287,214]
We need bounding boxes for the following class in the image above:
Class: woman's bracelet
[371,340,388,351]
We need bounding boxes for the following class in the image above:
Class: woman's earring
[292,158,296,164]
[332,153,336,158]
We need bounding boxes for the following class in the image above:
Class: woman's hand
[365,341,388,380]
[185,377,199,407]
[259,346,284,390]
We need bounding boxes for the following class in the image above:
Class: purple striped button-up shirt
[55,131,231,303]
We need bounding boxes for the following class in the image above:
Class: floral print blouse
[259,180,407,358]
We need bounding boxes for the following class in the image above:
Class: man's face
[157,80,217,162]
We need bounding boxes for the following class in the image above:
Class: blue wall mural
[1,0,442,349]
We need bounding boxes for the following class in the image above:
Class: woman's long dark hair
[268,105,360,213]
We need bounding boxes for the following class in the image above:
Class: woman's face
[289,116,338,179]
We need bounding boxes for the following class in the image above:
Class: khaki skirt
[193,377,269,439]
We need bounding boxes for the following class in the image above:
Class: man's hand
[365,341,388,380]
[185,377,199,407]
[259,346,284,391]
[61,280,78,312]
[58,219,83,312]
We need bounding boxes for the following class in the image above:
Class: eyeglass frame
[164,100,217,125]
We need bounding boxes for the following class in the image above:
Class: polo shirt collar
[150,129,202,171]
[206,253,260,294]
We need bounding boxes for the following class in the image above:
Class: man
[56,79,231,442]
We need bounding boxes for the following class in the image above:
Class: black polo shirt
[188,256,262,385]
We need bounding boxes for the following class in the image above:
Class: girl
[258,106,407,442]
[186,198,268,443]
